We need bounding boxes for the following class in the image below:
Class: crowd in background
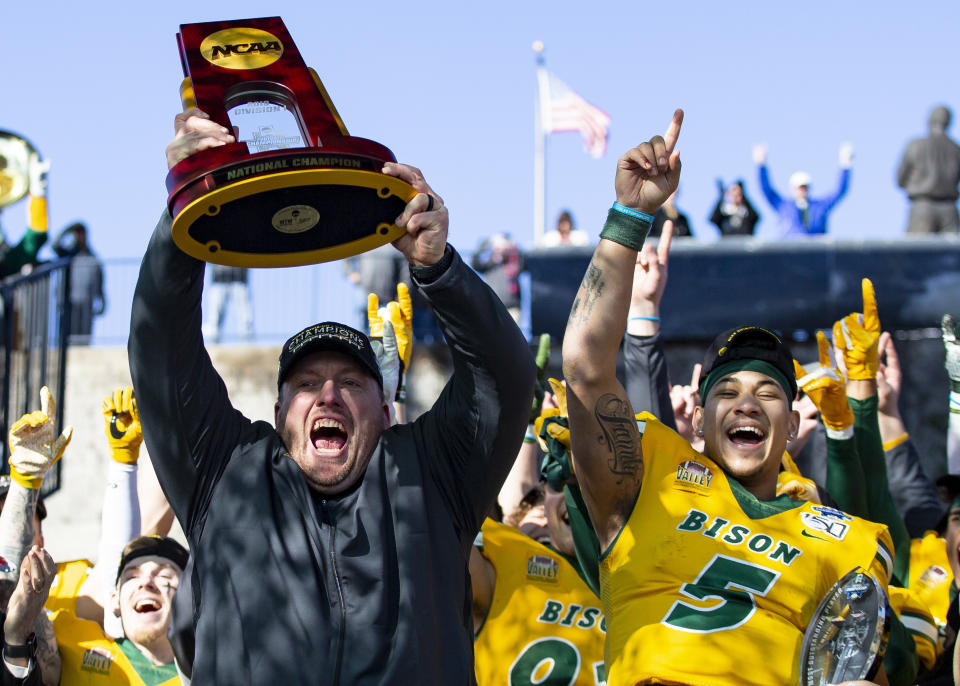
[0,104,959,685]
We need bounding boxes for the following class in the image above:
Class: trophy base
[167,149,416,267]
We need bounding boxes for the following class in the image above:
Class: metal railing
[92,258,369,346]
[0,258,70,494]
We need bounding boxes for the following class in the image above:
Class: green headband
[700,359,794,403]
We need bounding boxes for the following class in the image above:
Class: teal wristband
[600,206,651,251]
[630,316,660,322]
[612,202,654,223]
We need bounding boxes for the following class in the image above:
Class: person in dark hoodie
[128,108,535,685]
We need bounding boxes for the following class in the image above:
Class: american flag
[540,71,611,158]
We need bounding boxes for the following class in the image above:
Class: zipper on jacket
[321,499,346,686]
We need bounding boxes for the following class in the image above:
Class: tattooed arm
[3,547,60,685]
[0,487,40,605]
[0,388,71,605]
[562,110,684,551]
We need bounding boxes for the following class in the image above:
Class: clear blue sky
[3,1,959,327]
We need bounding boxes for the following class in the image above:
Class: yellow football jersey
[46,559,94,615]
[888,585,939,669]
[52,610,180,686]
[908,531,954,626]
[475,519,607,686]
[601,414,893,686]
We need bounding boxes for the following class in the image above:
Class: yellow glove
[102,386,142,464]
[388,283,413,373]
[832,278,880,381]
[367,294,400,406]
[367,293,384,338]
[794,331,854,433]
[776,471,821,504]
[8,386,72,489]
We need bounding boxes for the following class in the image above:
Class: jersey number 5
[661,554,780,633]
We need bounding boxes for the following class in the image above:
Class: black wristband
[410,245,454,284]
[4,632,37,659]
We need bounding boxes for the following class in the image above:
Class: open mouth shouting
[311,417,349,457]
[133,596,163,616]
[725,422,767,450]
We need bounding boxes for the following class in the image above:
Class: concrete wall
[43,345,282,562]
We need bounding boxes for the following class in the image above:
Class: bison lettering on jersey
[536,599,606,634]
[675,509,804,566]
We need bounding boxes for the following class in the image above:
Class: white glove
[377,309,400,409]
[27,153,49,198]
[838,143,854,168]
[8,386,72,489]
[752,144,768,165]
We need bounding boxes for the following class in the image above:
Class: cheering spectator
[649,189,691,238]
[538,210,589,247]
[709,179,760,237]
[0,387,70,684]
[753,142,853,236]
[561,110,902,685]
[128,108,535,684]
[897,106,960,234]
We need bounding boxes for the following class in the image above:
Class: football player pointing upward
[562,110,897,686]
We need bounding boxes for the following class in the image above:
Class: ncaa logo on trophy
[166,17,416,267]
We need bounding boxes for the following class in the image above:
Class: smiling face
[112,556,180,648]
[693,370,799,499]
[275,350,389,496]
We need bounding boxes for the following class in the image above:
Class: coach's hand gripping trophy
[166,17,416,267]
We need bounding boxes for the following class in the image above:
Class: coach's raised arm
[128,108,535,685]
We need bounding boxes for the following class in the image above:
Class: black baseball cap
[699,326,797,401]
[278,322,382,390]
[116,535,189,585]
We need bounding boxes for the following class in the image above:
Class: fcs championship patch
[675,460,714,491]
[527,555,559,583]
[801,511,850,541]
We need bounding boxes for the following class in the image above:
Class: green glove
[530,334,551,424]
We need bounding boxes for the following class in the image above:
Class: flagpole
[533,41,547,244]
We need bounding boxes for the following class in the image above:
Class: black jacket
[129,212,535,685]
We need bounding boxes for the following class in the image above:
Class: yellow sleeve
[889,586,940,669]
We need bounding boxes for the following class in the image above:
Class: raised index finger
[657,220,674,265]
[664,109,684,154]
[816,330,831,368]
[861,278,879,333]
